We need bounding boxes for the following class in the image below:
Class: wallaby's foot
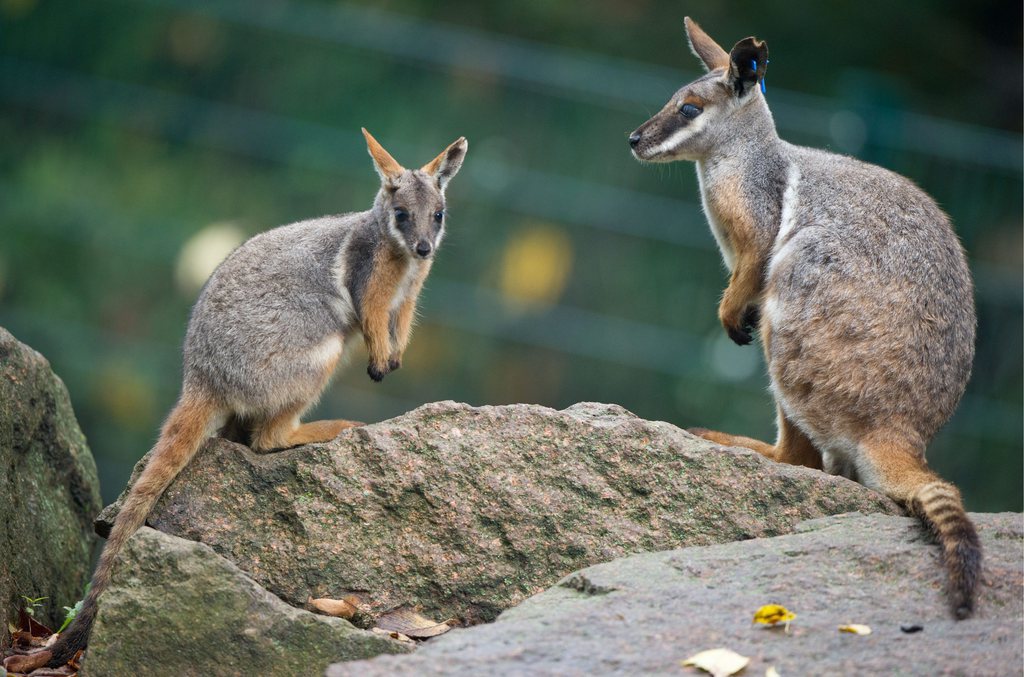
[252,415,362,451]
[688,427,775,458]
[286,419,363,446]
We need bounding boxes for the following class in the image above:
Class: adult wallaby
[629,18,979,618]
[45,129,469,666]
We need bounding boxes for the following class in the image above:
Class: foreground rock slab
[81,528,408,676]
[334,512,1024,676]
[0,328,101,635]
[99,402,898,629]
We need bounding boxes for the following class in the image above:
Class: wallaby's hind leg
[251,407,362,452]
[287,419,363,446]
[689,407,823,470]
[857,432,981,618]
[688,427,775,457]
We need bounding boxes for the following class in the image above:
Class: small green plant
[20,595,47,618]
[58,600,83,632]
[58,584,90,633]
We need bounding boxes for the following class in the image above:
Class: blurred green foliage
[1,0,1021,510]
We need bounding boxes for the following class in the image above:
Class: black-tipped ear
[421,137,468,191]
[727,37,768,97]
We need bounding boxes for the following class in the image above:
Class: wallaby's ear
[362,128,404,182]
[726,37,768,97]
[421,136,468,190]
[684,17,729,72]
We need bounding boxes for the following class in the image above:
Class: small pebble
[900,623,924,633]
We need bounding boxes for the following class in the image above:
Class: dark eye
[394,208,409,224]
[433,210,444,223]
[679,103,702,119]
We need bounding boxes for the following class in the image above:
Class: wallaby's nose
[415,241,432,258]
[628,132,642,148]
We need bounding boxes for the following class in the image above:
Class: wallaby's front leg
[719,254,763,346]
[362,255,402,382]
[388,262,431,371]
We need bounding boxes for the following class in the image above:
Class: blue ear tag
[751,58,766,94]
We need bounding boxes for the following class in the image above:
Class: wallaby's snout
[415,240,433,258]
[628,131,642,148]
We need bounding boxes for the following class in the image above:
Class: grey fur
[630,46,974,467]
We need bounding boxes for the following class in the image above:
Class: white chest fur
[696,161,736,272]
[390,259,424,312]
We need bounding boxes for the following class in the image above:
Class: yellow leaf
[838,624,872,635]
[753,604,796,626]
[766,667,781,677]
[681,648,750,677]
[309,596,357,620]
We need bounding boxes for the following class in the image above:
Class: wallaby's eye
[679,103,702,119]
[394,208,409,224]
[433,210,444,223]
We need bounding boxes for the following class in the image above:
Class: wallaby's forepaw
[367,362,390,382]
[388,357,401,372]
[724,305,760,346]
[726,325,753,346]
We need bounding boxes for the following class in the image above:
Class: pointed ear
[685,17,729,72]
[726,37,768,97]
[421,136,468,190]
[362,128,404,182]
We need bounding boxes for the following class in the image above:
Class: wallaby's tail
[912,480,982,619]
[46,393,218,666]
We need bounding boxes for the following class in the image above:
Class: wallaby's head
[363,128,468,260]
[629,18,770,163]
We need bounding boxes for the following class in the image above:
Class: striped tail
[912,480,982,619]
[46,393,217,666]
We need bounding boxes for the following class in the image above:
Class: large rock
[334,512,1024,676]
[81,528,408,676]
[98,402,898,630]
[0,328,101,635]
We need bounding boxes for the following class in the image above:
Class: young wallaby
[46,129,468,665]
[629,18,980,618]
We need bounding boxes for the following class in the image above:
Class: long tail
[911,479,982,619]
[46,393,217,666]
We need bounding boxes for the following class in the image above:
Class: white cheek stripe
[650,113,709,156]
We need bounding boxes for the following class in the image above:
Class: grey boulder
[334,512,1024,676]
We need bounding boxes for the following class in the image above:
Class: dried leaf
[752,604,796,627]
[376,608,451,639]
[681,648,750,677]
[766,667,780,677]
[309,596,358,620]
[4,649,53,673]
[17,607,53,638]
[838,624,872,635]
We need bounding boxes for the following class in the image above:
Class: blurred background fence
[1,0,1021,510]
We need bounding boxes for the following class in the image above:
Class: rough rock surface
[334,512,1024,676]
[81,528,409,676]
[0,328,101,635]
[98,401,898,629]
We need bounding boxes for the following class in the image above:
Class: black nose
[628,132,642,148]
[415,241,432,257]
